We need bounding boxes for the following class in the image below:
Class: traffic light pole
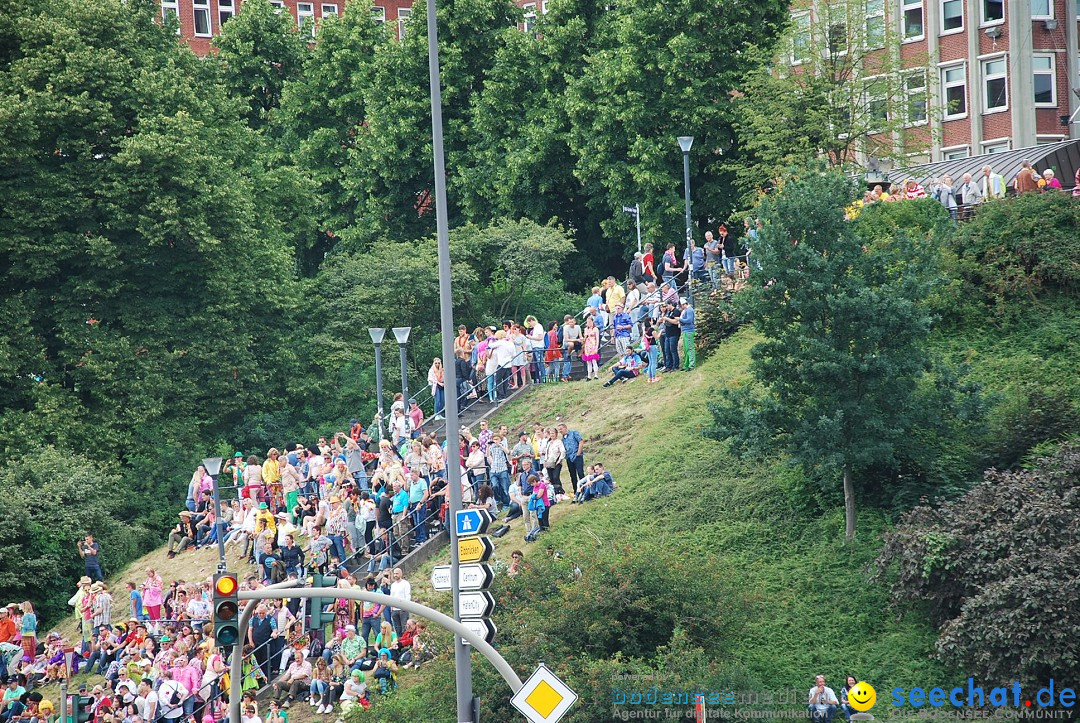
[228,579,299,723]
[211,472,226,571]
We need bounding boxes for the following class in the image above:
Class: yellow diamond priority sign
[511,663,578,723]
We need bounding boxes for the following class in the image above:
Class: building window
[193,0,212,36]
[865,0,885,47]
[940,63,967,119]
[982,57,1007,112]
[791,12,811,64]
[397,7,411,38]
[297,2,315,36]
[982,139,1010,154]
[161,0,179,28]
[940,0,962,33]
[322,4,339,16]
[269,1,284,12]
[905,72,928,124]
[981,0,1003,24]
[523,2,537,32]
[371,6,386,22]
[541,0,548,13]
[902,0,924,40]
[1030,0,1052,19]
[219,0,235,26]
[1032,55,1056,106]
[864,77,889,130]
[941,146,969,160]
[1037,135,1066,144]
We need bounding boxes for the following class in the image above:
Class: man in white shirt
[135,679,157,721]
[807,674,839,723]
[389,567,412,636]
[957,173,982,219]
[981,165,1005,200]
[157,672,189,722]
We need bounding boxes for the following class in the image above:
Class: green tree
[706,170,941,542]
[277,0,388,271]
[564,0,788,249]
[347,0,518,244]
[213,0,308,131]
[0,447,149,627]
[731,0,935,205]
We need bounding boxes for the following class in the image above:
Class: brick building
[160,0,416,55]
[789,0,1080,162]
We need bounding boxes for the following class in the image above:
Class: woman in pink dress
[142,568,163,621]
[580,316,601,381]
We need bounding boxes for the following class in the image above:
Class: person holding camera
[78,535,103,582]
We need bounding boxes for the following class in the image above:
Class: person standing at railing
[659,300,681,373]
[489,330,516,401]
[406,469,429,545]
[612,305,633,356]
[678,297,697,372]
[580,316,601,381]
[510,323,530,389]
[427,359,445,420]
[525,315,547,384]
[561,317,582,381]
[661,243,683,285]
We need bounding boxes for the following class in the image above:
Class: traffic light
[213,572,240,651]
[306,573,336,632]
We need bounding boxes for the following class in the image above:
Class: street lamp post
[425,0,473,717]
[678,135,694,306]
[368,328,386,441]
[393,327,411,413]
[201,456,226,571]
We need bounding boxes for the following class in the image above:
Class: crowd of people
[853,162,1080,220]
[1,371,617,723]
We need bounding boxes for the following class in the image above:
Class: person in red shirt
[0,608,15,684]
[641,243,655,284]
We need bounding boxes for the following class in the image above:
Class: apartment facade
[159,0,415,55]
[791,0,1080,163]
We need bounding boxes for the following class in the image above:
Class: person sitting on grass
[572,463,613,503]
[603,348,641,387]
[371,650,397,695]
[807,674,839,723]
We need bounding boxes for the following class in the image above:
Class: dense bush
[875,443,1080,686]
[950,193,1080,308]
[693,288,742,359]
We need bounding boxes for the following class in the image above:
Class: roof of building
[886,138,1080,189]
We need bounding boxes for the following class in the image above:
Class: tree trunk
[843,465,856,543]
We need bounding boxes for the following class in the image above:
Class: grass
[371,328,953,722]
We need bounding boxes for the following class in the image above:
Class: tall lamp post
[678,135,695,306]
[425,0,472,716]
[393,327,411,412]
[368,328,386,441]
[201,456,226,571]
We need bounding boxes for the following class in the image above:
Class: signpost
[458,591,495,618]
[431,563,494,592]
[457,536,494,563]
[511,663,579,723]
[460,617,497,646]
[455,508,492,537]
[622,203,642,252]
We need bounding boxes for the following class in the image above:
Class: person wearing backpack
[158,670,189,723]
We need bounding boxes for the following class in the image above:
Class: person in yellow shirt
[605,277,626,311]
[255,502,277,535]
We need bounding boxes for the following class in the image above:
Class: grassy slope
[394,328,950,722]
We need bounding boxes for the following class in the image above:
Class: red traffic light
[215,575,237,596]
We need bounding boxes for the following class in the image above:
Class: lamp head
[392,327,412,344]
[201,457,223,477]
[368,328,386,345]
[677,136,694,153]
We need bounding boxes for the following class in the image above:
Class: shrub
[875,443,1080,686]
[694,288,742,359]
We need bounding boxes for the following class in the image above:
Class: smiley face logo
[848,682,877,712]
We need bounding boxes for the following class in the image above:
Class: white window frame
[981,55,1008,113]
[371,6,386,22]
[940,145,970,161]
[541,0,548,13]
[902,0,925,42]
[940,0,963,35]
[397,7,411,38]
[1030,0,1053,20]
[297,2,315,36]
[865,0,885,49]
[269,1,285,13]
[523,2,537,32]
[980,0,1003,26]
[863,75,890,132]
[904,71,929,126]
[939,62,968,120]
[791,11,811,65]
[321,4,339,17]
[1032,54,1056,107]
[161,0,180,33]
[981,138,1011,154]
[219,0,235,27]
[1037,135,1066,144]
[193,0,212,37]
